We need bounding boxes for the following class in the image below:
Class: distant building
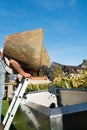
[51,59,87,76]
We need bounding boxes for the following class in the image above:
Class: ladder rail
[3,78,30,130]
[3,82,22,125]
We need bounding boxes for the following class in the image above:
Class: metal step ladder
[3,78,30,130]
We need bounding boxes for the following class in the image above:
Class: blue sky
[0,0,87,66]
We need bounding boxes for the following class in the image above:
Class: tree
[53,65,63,77]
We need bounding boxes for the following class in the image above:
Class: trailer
[20,86,87,130]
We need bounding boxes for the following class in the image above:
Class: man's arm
[10,59,31,78]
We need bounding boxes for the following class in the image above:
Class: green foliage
[2,100,34,130]
[2,100,9,119]
[26,83,50,91]
[39,68,44,76]
[53,65,63,77]
[54,77,73,88]
[5,74,9,82]
[54,74,87,89]
[26,73,87,90]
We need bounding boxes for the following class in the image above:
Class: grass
[2,100,34,130]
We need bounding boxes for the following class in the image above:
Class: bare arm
[10,59,31,78]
